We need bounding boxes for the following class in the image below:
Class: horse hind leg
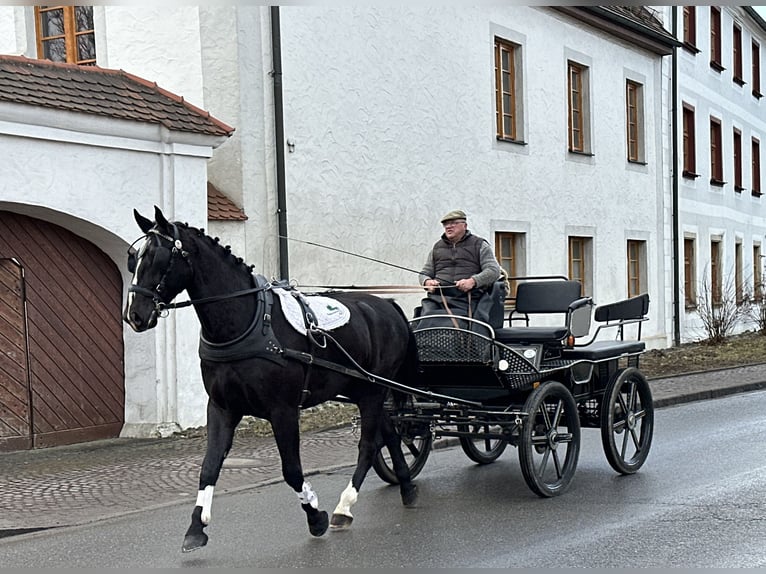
[271,407,329,537]
[380,409,418,507]
[182,401,242,553]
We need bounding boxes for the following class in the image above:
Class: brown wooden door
[0,211,124,450]
[0,258,33,451]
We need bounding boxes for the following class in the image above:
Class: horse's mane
[175,221,256,276]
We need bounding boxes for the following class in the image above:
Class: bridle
[127,224,191,316]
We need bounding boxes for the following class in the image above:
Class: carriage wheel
[458,423,508,464]
[372,426,433,485]
[600,367,654,474]
[518,381,581,498]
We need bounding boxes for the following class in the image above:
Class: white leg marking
[332,480,358,518]
[195,485,215,525]
[297,481,319,509]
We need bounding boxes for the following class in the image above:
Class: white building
[0,5,677,446]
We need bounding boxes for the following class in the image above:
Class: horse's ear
[153,205,172,234]
[134,209,154,234]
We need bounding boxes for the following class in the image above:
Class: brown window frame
[753,41,763,99]
[495,232,523,298]
[710,117,724,185]
[683,6,697,51]
[710,7,723,71]
[626,81,641,162]
[711,239,722,306]
[568,236,590,296]
[567,61,585,153]
[495,38,518,142]
[684,237,696,308]
[754,244,763,302]
[627,240,645,299]
[34,6,96,65]
[753,137,762,196]
[682,104,698,178]
[735,240,744,305]
[733,23,744,85]
[734,128,743,191]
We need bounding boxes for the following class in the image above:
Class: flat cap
[440,209,467,223]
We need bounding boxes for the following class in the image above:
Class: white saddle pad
[273,288,351,335]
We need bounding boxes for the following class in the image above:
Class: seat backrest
[514,280,582,314]
[594,292,650,322]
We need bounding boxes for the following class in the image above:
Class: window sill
[568,149,594,157]
[734,76,747,87]
[753,190,763,198]
[496,136,528,146]
[682,170,700,179]
[710,61,726,73]
[710,178,727,187]
[754,90,764,100]
[735,185,746,193]
[628,159,648,166]
[682,42,700,54]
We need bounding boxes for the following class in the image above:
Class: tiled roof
[0,55,234,137]
[207,182,247,221]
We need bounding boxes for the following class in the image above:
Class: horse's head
[123,206,193,332]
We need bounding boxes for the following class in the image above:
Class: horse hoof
[181,532,208,553]
[330,513,354,529]
[308,510,329,537]
[401,483,419,507]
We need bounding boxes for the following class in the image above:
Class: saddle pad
[273,288,351,335]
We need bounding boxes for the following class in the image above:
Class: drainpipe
[271,6,289,280]
[671,6,681,346]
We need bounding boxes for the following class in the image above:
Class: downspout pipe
[271,6,289,280]
[671,6,681,346]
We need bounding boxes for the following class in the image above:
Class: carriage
[124,207,654,551]
[371,276,653,498]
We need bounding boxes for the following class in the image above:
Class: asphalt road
[2,389,765,568]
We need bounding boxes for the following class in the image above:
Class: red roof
[207,182,247,221]
[0,54,234,137]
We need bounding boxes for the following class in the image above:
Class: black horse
[123,206,418,552]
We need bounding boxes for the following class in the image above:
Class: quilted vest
[431,231,484,284]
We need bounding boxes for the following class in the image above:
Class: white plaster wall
[0,104,220,434]
[0,6,27,55]
[673,6,766,341]
[277,5,669,345]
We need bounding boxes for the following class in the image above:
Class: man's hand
[455,277,476,292]
[424,278,440,293]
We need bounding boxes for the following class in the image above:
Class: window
[626,80,644,163]
[753,137,762,196]
[710,7,723,71]
[734,128,743,191]
[735,240,744,304]
[684,237,697,307]
[567,61,590,153]
[34,6,95,65]
[754,41,763,99]
[754,244,763,302]
[568,236,592,296]
[710,117,724,185]
[495,38,522,142]
[682,104,697,177]
[683,6,697,50]
[495,232,525,297]
[627,240,646,298]
[711,239,722,305]
[733,23,744,85]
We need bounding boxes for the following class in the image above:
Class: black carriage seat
[495,280,592,344]
[562,292,650,361]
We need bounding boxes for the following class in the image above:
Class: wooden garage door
[0,211,124,450]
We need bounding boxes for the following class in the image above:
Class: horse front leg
[270,407,329,537]
[182,400,242,553]
[380,408,419,507]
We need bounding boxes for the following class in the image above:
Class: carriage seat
[495,279,592,344]
[561,340,645,361]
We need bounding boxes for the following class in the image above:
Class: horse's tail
[386,299,420,409]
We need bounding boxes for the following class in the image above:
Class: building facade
[0,5,678,444]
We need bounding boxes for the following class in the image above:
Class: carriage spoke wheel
[518,382,580,498]
[373,422,433,485]
[600,367,654,474]
[458,423,508,464]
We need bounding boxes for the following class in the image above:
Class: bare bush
[694,271,749,344]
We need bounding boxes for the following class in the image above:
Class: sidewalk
[2,364,766,536]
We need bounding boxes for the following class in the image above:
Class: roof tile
[207,182,248,221]
[0,55,234,138]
